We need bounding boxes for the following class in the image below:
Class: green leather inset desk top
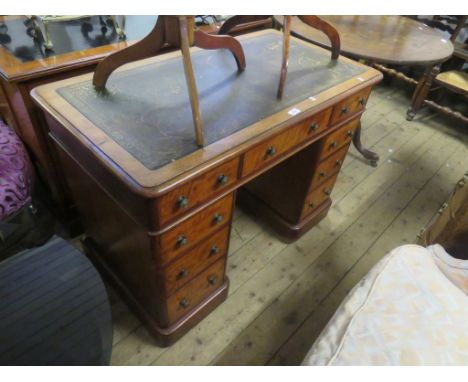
[57,31,365,170]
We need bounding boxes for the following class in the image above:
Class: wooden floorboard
[266,137,468,365]
[214,123,462,365]
[109,83,468,366]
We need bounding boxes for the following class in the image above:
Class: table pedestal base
[83,238,230,347]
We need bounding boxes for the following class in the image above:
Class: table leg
[406,65,440,121]
[352,121,379,167]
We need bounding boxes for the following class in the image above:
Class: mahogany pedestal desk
[31,30,382,346]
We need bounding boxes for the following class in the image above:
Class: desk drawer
[321,118,359,158]
[310,145,349,189]
[157,157,240,227]
[157,193,234,264]
[242,108,331,177]
[160,226,229,296]
[166,257,226,324]
[301,107,332,139]
[301,173,339,219]
[330,87,372,124]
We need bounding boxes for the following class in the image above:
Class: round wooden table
[274,16,454,165]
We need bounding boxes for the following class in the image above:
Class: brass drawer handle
[320,171,327,177]
[324,189,332,196]
[217,174,229,186]
[358,97,366,106]
[266,146,277,157]
[336,159,343,167]
[176,196,189,209]
[209,245,220,257]
[176,235,188,247]
[178,268,189,279]
[213,213,223,224]
[340,106,349,115]
[309,122,319,133]
[208,275,218,285]
[346,130,354,138]
[179,298,190,309]
[329,141,338,148]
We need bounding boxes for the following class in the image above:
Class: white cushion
[302,244,468,365]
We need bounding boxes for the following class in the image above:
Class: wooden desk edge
[31,29,382,196]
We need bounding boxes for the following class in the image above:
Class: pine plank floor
[108,83,468,366]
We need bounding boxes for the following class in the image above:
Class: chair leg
[297,15,340,60]
[194,29,246,71]
[179,17,205,147]
[277,15,291,99]
[92,16,166,90]
[424,100,468,124]
[42,20,53,50]
[217,15,271,35]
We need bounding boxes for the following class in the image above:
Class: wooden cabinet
[240,114,362,241]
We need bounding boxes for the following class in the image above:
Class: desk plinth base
[82,238,229,347]
[237,188,332,243]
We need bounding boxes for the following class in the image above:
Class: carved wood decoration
[424,100,468,123]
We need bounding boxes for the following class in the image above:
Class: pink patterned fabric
[0,120,33,220]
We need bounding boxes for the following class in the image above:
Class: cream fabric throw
[302,244,468,366]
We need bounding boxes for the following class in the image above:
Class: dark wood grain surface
[275,15,454,65]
